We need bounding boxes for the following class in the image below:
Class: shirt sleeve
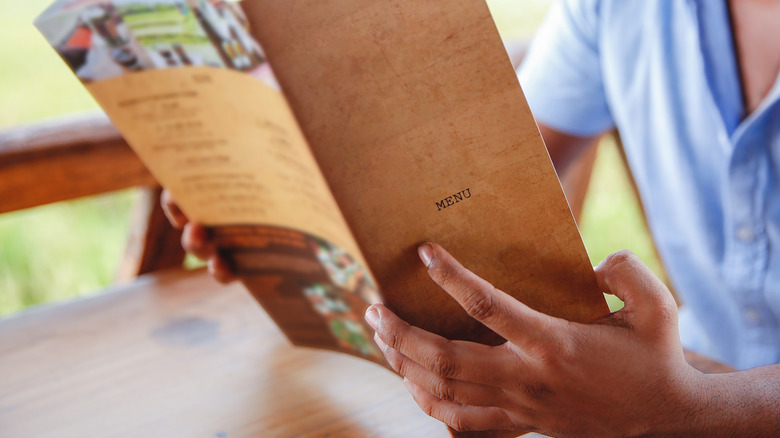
[518,0,614,137]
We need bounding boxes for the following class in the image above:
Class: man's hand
[160,189,235,283]
[365,243,709,437]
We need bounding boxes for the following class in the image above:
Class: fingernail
[365,307,379,329]
[418,243,433,267]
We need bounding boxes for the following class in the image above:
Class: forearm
[658,365,780,437]
[701,365,780,437]
[537,123,600,179]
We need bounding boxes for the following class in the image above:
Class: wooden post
[116,186,186,281]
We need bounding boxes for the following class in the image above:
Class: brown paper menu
[36,0,608,369]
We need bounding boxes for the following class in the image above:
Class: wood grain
[0,111,156,213]
[0,270,451,438]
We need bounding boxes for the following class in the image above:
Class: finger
[594,251,678,330]
[161,190,188,229]
[208,256,237,284]
[418,242,559,345]
[375,334,509,408]
[181,223,216,260]
[366,304,518,386]
[403,378,519,433]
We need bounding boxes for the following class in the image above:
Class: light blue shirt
[519,0,780,370]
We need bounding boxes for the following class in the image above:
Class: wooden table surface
[0,269,451,438]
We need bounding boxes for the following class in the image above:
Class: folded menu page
[36,0,608,397]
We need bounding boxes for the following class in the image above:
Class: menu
[36,0,609,372]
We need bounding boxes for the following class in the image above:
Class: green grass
[0,192,137,315]
[579,140,664,311]
[0,0,658,317]
[0,1,131,316]
[488,0,558,39]
[0,2,99,128]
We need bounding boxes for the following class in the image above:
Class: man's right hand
[161,189,236,284]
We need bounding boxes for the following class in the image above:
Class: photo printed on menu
[36,0,276,86]
[211,225,383,362]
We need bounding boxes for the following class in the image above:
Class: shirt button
[736,226,755,242]
[743,307,762,324]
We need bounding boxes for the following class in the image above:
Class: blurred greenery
[0,192,136,315]
[0,1,135,317]
[0,0,658,317]
[0,2,99,127]
[580,140,664,311]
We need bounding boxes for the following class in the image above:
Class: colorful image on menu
[116,0,227,70]
[36,0,269,83]
[210,225,384,362]
[310,237,382,305]
[187,0,265,70]
[304,283,382,359]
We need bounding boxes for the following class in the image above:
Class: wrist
[628,365,711,438]
[649,366,779,437]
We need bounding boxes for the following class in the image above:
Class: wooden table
[0,270,450,438]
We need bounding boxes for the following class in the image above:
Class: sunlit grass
[0,1,129,316]
[0,2,98,128]
[0,192,137,315]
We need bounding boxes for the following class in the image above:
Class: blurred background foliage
[0,0,660,317]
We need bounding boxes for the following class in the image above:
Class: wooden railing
[0,111,184,278]
[0,111,156,213]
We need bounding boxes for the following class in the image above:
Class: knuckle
[603,250,637,270]
[443,412,470,432]
[429,261,456,288]
[377,314,404,347]
[396,357,413,377]
[386,348,408,375]
[420,399,436,419]
[386,325,405,351]
[464,291,496,321]
[428,346,457,378]
[385,350,402,372]
[431,377,455,402]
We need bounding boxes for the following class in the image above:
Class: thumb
[594,251,678,332]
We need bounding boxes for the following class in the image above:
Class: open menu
[36,0,610,370]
